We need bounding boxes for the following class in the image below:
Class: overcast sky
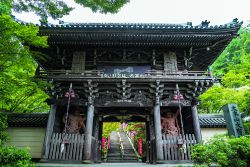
[14,0,250,26]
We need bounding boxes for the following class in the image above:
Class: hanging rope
[61,83,75,153]
[63,83,74,134]
[175,84,187,153]
[176,84,185,137]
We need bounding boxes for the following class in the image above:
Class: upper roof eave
[37,21,242,32]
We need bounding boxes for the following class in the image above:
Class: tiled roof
[7,113,226,128]
[7,113,48,127]
[34,19,242,30]
[199,114,226,128]
[18,18,241,71]
[14,16,242,31]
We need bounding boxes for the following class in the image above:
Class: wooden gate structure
[33,20,241,163]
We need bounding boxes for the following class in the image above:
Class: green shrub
[0,146,34,167]
[0,112,8,146]
[192,136,250,167]
[244,121,250,135]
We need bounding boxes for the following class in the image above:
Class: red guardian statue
[62,109,86,134]
[161,109,180,135]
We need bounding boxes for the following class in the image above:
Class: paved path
[36,163,194,167]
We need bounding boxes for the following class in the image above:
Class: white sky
[14,0,250,26]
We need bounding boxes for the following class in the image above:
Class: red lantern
[138,138,143,155]
[102,137,107,150]
[173,94,184,100]
[65,90,76,98]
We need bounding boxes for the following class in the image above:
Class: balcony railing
[37,69,213,79]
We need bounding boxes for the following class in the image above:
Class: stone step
[107,157,123,160]
[107,159,138,163]
[124,150,136,153]
[107,131,139,163]
[107,154,121,157]
[123,156,138,159]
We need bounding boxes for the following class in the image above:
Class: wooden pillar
[42,104,56,160]
[97,118,103,163]
[93,116,100,163]
[192,105,202,143]
[146,118,150,163]
[153,103,164,162]
[83,103,95,163]
[149,115,156,164]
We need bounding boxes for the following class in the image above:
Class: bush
[0,112,8,146]
[0,146,34,167]
[244,121,250,135]
[192,136,250,167]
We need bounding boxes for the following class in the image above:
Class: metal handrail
[124,131,141,160]
[117,131,124,160]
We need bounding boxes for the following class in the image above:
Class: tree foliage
[75,0,129,13]
[199,26,250,114]
[0,113,8,146]
[12,0,129,23]
[0,6,49,113]
[1,0,129,113]
[12,0,73,24]
[212,27,250,77]
[102,122,120,137]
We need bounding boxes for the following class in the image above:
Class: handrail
[37,69,212,78]
[124,131,141,160]
[117,131,124,160]
[38,69,104,76]
[145,70,210,77]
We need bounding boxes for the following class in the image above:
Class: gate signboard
[222,104,245,137]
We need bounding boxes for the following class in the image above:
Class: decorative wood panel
[71,52,86,72]
[164,52,178,72]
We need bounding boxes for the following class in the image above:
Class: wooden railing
[47,133,101,162]
[146,70,211,77]
[38,70,103,76]
[48,133,84,161]
[37,69,212,78]
[162,134,196,161]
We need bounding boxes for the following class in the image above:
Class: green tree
[0,1,128,165]
[75,0,129,13]
[212,27,250,77]
[12,0,129,23]
[0,0,129,113]
[0,2,49,113]
[199,26,250,114]
[102,122,120,137]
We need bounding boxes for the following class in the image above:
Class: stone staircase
[107,131,139,163]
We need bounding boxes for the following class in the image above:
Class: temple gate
[34,20,241,163]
